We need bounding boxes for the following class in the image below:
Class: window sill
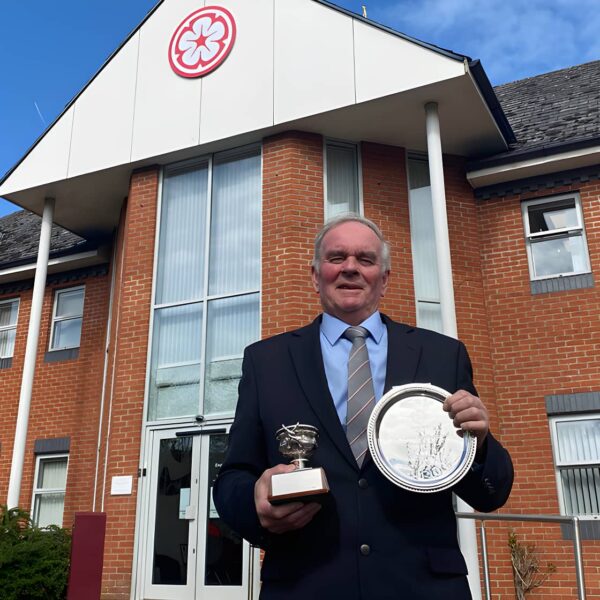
[531,272,594,295]
[44,348,80,363]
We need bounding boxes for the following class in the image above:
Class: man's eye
[359,257,375,265]
[328,256,344,264]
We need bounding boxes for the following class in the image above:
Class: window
[407,156,442,333]
[31,455,68,527]
[549,415,600,517]
[49,287,85,350]
[0,298,19,360]
[522,194,591,280]
[149,146,261,421]
[324,140,361,218]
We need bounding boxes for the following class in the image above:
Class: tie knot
[344,326,368,342]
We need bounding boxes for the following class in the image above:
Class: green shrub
[0,505,71,600]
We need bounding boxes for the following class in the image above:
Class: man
[214,214,513,599]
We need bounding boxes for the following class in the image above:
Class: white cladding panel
[199,0,274,144]
[131,0,203,161]
[68,34,139,178]
[274,1,355,124]
[0,107,74,196]
[354,21,464,103]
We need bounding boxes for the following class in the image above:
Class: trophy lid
[367,383,477,493]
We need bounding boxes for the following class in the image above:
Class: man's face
[311,221,389,326]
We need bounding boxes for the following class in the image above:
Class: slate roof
[0,210,88,269]
[494,60,600,155]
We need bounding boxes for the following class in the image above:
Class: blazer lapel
[289,317,358,470]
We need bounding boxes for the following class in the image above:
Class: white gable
[0,0,504,230]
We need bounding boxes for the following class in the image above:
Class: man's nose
[341,256,360,271]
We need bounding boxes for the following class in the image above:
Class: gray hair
[312,213,391,273]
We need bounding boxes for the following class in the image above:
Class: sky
[1,0,599,218]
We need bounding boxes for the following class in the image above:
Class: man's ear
[311,266,320,293]
[380,270,390,297]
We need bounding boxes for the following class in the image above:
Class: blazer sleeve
[452,341,514,512]
[212,347,270,546]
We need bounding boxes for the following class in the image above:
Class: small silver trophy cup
[268,423,330,505]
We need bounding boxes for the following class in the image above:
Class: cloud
[369,0,600,84]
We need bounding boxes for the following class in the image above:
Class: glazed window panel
[522,194,591,280]
[551,416,600,516]
[150,146,261,421]
[407,156,442,334]
[325,141,360,218]
[0,298,19,358]
[31,455,68,528]
[50,287,84,351]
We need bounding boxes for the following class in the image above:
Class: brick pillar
[100,167,158,599]
[262,132,324,338]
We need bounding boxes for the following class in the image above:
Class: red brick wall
[99,168,159,598]
[262,132,324,337]
[478,180,600,598]
[0,273,110,522]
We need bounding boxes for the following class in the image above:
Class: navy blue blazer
[213,315,513,600]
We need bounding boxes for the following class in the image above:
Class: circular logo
[168,6,236,78]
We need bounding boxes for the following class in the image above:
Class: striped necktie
[344,326,375,467]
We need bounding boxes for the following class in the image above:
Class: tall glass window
[325,140,361,218]
[31,455,68,527]
[149,147,261,421]
[407,156,442,333]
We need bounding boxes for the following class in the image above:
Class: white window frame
[147,145,262,424]
[31,454,69,527]
[49,285,85,351]
[0,297,19,358]
[323,139,363,219]
[549,414,600,518]
[522,193,591,281]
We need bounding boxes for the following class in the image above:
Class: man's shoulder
[382,314,464,349]
[244,318,320,355]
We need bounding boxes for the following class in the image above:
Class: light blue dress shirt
[319,311,388,428]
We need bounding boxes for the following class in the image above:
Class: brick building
[0,1,599,598]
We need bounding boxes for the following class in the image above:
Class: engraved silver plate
[367,383,477,493]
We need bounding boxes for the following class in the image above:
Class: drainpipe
[7,197,55,509]
[425,102,481,600]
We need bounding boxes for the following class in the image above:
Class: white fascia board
[467,144,600,188]
[0,250,103,283]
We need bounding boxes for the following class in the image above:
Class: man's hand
[443,389,489,449]
[254,464,321,534]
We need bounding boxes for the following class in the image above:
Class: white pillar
[425,102,482,600]
[7,197,55,509]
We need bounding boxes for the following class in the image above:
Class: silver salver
[367,383,477,493]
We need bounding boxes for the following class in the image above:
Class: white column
[425,102,482,600]
[7,197,55,509]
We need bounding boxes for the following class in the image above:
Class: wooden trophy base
[268,467,330,505]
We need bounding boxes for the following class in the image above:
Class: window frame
[30,453,69,527]
[49,285,85,351]
[0,297,20,359]
[323,138,363,220]
[549,414,600,518]
[521,193,591,281]
[146,144,262,424]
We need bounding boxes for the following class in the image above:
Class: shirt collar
[321,311,385,346]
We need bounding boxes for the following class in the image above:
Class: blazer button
[360,544,370,556]
[358,478,368,489]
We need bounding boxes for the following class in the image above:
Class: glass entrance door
[142,428,252,600]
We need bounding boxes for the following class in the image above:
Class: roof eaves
[468,60,516,145]
[467,135,600,172]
